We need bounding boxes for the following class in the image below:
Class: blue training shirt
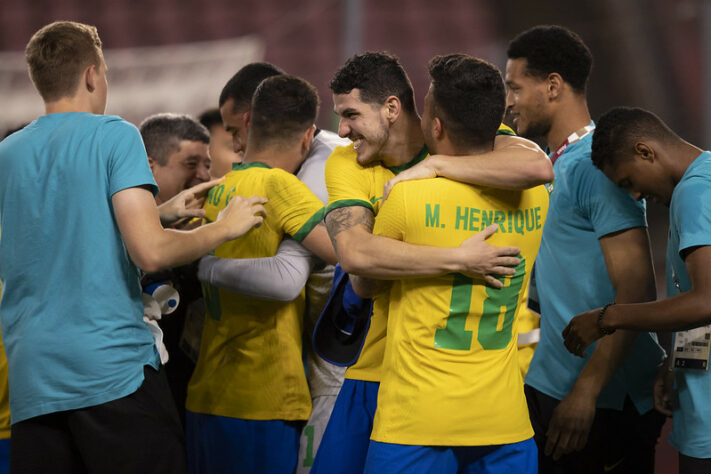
[525,129,664,412]
[666,151,711,458]
[0,113,160,423]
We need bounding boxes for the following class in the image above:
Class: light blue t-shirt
[0,113,160,423]
[665,151,711,458]
[525,130,664,412]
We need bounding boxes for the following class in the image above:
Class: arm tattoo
[325,207,374,250]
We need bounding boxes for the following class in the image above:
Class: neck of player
[243,143,306,174]
[379,114,426,168]
[545,98,592,152]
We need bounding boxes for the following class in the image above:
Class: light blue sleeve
[102,117,158,196]
[674,177,711,255]
[575,158,647,238]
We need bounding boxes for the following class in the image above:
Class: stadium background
[2,1,709,471]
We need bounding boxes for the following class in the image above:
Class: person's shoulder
[328,143,357,161]
[100,114,138,130]
[313,129,350,149]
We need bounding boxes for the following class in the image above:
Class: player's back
[372,177,549,446]
[188,161,325,421]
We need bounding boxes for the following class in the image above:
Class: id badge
[672,325,711,371]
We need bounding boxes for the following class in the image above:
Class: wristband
[597,302,616,335]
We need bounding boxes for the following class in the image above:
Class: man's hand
[383,159,438,201]
[216,195,267,240]
[653,358,674,416]
[562,308,604,357]
[457,224,520,288]
[545,390,596,460]
[159,178,223,226]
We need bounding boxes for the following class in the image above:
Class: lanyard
[550,124,595,165]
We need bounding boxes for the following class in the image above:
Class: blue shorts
[311,379,379,474]
[0,438,8,474]
[185,411,301,474]
[364,437,537,474]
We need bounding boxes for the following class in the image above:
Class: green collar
[386,145,429,175]
[232,161,271,171]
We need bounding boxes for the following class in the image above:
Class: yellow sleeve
[325,145,375,214]
[268,170,325,242]
[373,183,406,241]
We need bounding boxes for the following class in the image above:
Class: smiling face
[151,140,210,203]
[505,58,552,140]
[333,89,390,166]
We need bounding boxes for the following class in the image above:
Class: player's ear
[384,96,401,123]
[301,125,316,155]
[243,111,251,131]
[85,64,97,93]
[432,117,444,140]
[634,141,655,163]
[546,72,563,101]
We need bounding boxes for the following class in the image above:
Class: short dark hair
[428,54,505,149]
[25,21,103,102]
[330,51,416,114]
[248,75,319,150]
[139,113,210,165]
[592,107,676,170]
[507,25,592,94]
[198,108,223,131]
[218,62,285,112]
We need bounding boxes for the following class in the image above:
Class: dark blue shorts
[364,437,537,474]
[185,411,301,474]
[311,378,379,474]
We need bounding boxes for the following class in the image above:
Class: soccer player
[198,108,243,179]
[198,62,350,472]
[312,51,553,474]
[363,53,547,473]
[389,26,665,472]
[0,21,265,473]
[185,75,337,473]
[561,107,711,474]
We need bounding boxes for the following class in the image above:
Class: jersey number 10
[434,259,526,351]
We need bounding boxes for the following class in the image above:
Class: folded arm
[198,238,319,302]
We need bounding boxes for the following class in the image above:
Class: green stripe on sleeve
[292,208,327,242]
[325,199,374,216]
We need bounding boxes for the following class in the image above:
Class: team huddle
[0,19,710,474]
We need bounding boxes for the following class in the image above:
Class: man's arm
[545,227,656,460]
[383,135,553,199]
[300,222,338,266]
[198,238,318,302]
[158,178,223,227]
[325,206,520,288]
[113,186,265,273]
[564,245,711,352]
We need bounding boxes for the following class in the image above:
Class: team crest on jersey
[546,179,555,195]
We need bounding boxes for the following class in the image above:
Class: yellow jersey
[371,177,548,446]
[324,124,524,383]
[186,162,325,421]
[325,145,428,382]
